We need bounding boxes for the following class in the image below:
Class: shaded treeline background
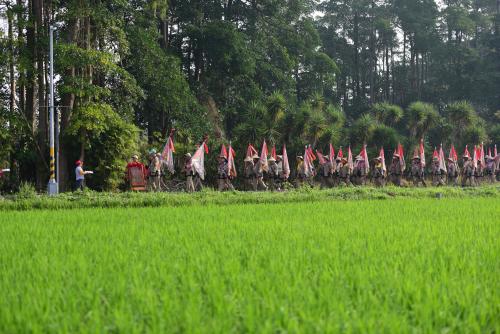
[0,0,499,191]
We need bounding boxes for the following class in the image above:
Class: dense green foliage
[0,0,499,191]
[1,199,499,332]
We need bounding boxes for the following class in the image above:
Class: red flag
[432,147,439,160]
[359,144,370,173]
[192,142,207,180]
[347,146,354,172]
[495,144,498,157]
[271,145,277,160]
[380,147,386,173]
[282,144,290,179]
[488,147,492,157]
[228,144,237,178]
[307,146,316,161]
[473,145,478,168]
[203,142,209,154]
[329,144,335,160]
[161,136,176,174]
[246,144,258,158]
[439,144,447,172]
[398,143,406,171]
[316,150,327,164]
[419,138,426,167]
[304,146,312,177]
[449,145,458,162]
[220,144,228,159]
[337,147,343,160]
[479,143,485,168]
[463,145,470,158]
[260,140,269,172]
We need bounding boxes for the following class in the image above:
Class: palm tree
[444,101,476,145]
[406,101,440,139]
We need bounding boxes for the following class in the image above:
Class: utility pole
[47,25,58,195]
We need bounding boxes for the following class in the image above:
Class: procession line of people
[123,137,498,192]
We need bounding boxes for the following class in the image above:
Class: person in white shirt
[75,160,92,191]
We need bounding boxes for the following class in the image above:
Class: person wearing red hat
[75,160,92,191]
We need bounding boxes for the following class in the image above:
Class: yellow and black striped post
[49,147,55,181]
[47,26,58,195]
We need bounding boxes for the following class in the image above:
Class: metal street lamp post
[47,25,58,195]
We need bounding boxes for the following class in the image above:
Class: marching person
[244,156,256,191]
[217,154,231,191]
[372,157,386,187]
[319,155,332,189]
[267,156,280,191]
[410,156,426,187]
[461,154,475,187]
[295,156,306,188]
[446,157,459,186]
[333,156,342,186]
[352,155,367,186]
[338,157,351,186]
[431,156,446,186]
[276,155,286,191]
[484,155,496,184]
[253,154,268,191]
[183,153,195,192]
[474,159,483,186]
[389,154,403,186]
[125,154,147,191]
[147,149,161,191]
[75,160,92,191]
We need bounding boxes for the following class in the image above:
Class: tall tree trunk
[25,0,36,129]
[353,12,361,101]
[34,0,47,190]
[59,17,80,191]
[17,0,26,113]
[385,45,390,101]
[7,9,16,115]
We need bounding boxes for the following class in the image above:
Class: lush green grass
[0,198,498,333]
[0,185,498,211]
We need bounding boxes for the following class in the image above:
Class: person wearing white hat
[147,149,161,191]
[352,155,367,186]
[372,157,386,187]
[295,156,306,188]
[410,156,426,187]
[431,156,446,186]
[461,154,475,187]
[267,156,280,191]
[244,156,256,191]
[338,157,351,186]
[217,154,234,191]
[389,154,403,186]
[253,155,268,191]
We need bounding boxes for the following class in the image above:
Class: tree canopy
[0,0,498,191]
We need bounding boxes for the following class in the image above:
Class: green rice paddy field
[1,198,499,333]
